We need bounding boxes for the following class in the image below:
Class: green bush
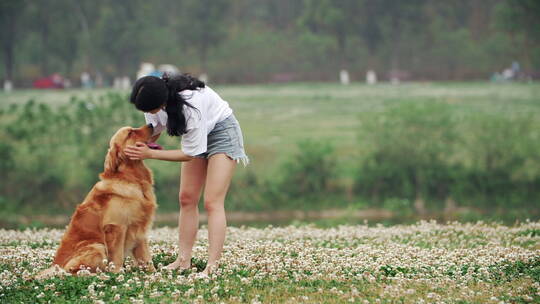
[354,101,540,212]
[1,94,144,212]
[458,112,540,208]
[2,92,539,219]
[1,95,345,215]
[278,139,337,199]
[226,169,269,212]
[227,139,341,212]
[355,102,458,210]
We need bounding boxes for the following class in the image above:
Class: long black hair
[129,73,205,136]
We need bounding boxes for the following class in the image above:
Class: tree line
[1,0,539,86]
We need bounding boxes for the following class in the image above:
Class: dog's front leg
[133,237,155,272]
[103,224,127,272]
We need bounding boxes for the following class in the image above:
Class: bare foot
[163,257,190,271]
[201,263,219,277]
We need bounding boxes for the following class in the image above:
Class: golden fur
[37,125,157,278]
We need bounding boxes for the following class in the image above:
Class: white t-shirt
[143,86,233,156]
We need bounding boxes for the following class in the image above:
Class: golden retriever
[37,124,157,278]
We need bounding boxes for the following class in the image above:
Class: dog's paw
[33,265,68,281]
[135,261,155,272]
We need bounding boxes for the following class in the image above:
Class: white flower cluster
[0,220,538,303]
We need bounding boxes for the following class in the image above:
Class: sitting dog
[37,124,157,278]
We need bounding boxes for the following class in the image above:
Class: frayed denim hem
[232,155,250,167]
[205,151,250,167]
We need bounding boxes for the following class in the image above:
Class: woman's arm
[124,142,194,162]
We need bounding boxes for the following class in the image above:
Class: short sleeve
[144,111,167,137]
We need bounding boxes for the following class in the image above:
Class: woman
[124,73,249,277]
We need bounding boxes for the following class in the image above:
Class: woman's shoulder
[199,86,224,101]
[179,87,207,99]
[181,86,219,105]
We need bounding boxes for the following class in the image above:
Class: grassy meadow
[1,82,540,228]
[1,83,540,303]
[1,221,539,303]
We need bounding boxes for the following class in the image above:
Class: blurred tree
[495,0,540,71]
[73,0,103,74]
[23,0,83,77]
[49,1,82,77]
[227,0,303,31]
[379,0,427,73]
[27,1,53,75]
[468,0,497,41]
[179,0,229,72]
[0,0,27,84]
[355,0,384,70]
[259,0,304,30]
[1,0,538,83]
[94,0,150,77]
[417,0,496,79]
[299,0,361,69]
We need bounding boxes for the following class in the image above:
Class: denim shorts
[194,113,249,166]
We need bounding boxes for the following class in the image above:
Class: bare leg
[165,158,207,270]
[202,153,236,275]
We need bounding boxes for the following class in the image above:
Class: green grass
[1,82,540,223]
[4,82,539,177]
[0,221,539,303]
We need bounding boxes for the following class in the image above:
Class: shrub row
[353,101,540,213]
[1,95,539,217]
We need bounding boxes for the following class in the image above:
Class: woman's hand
[124,142,153,160]
[125,141,194,162]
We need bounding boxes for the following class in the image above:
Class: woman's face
[147,103,165,114]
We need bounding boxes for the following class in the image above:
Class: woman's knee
[203,197,224,213]
[179,191,199,207]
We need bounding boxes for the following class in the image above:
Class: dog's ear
[104,143,122,172]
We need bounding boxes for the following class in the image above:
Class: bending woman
[125,73,249,276]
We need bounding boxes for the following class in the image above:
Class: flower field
[1,221,539,303]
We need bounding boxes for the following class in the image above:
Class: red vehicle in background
[33,73,65,89]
